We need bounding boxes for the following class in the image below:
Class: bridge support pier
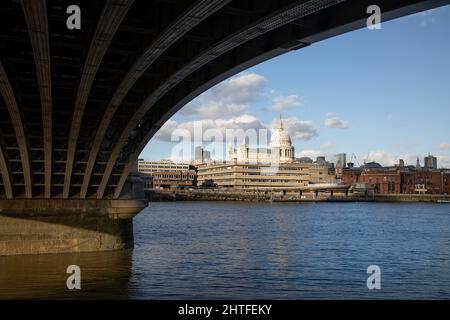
[0,199,147,256]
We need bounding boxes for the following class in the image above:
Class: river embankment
[146,189,450,203]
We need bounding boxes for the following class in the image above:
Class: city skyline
[141,6,450,168]
[140,117,446,170]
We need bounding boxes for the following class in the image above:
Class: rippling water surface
[1,202,450,299]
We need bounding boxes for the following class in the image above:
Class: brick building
[359,169,401,194]
[444,172,450,194]
[401,170,444,194]
[341,168,363,186]
[342,166,450,195]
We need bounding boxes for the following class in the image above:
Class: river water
[1,202,450,299]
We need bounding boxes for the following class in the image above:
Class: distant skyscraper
[424,155,437,170]
[334,153,347,168]
[194,146,212,164]
[416,156,421,170]
[203,150,211,162]
[195,146,203,163]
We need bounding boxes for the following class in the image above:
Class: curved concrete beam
[113,49,289,198]
[22,0,52,198]
[0,144,13,199]
[99,0,344,199]
[80,0,231,199]
[62,0,134,199]
[0,62,33,198]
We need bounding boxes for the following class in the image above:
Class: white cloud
[182,101,248,120]
[324,115,350,129]
[152,119,179,142]
[156,114,319,145]
[214,72,266,105]
[153,114,272,162]
[153,114,266,143]
[180,72,266,119]
[364,150,403,166]
[271,117,319,141]
[153,71,320,159]
[439,143,450,150]
[268,95,300,113]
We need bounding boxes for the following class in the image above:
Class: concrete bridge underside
[0,0,449,255]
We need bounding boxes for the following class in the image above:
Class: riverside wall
[146,189,450,203]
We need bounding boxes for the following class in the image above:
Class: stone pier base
[0,199,147,256]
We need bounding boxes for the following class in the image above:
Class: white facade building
[227,117,295,164]
[138,160,190,174]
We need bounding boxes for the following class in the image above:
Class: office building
[334,153,347,168]
[424,155,437,170]
[199,118,311,189]
[194,146,212,165]
[138,160,196,190]
[197,162,309,190]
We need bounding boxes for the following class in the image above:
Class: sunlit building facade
[138,160,196,190]
[227,117,295,164]
[199,118,309,189]
[197,162,309,190]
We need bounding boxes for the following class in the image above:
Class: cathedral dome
[270,117,292,148]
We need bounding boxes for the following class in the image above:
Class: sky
[140,5,450,168]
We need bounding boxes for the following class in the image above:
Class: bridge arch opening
[0,0,448,201]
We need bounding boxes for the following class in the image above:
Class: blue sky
[141,5,450,168]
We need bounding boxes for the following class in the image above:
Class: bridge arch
[106,0,450,199]
[0,0,448,200]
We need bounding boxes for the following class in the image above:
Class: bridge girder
[21,0,53,198]
[0,62,32,198]
[81,0,232,199]
[63,0,134,199]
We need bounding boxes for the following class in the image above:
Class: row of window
[154,175,195,179]
[237,180,306,183]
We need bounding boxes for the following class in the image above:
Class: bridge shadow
[0,249,133,299]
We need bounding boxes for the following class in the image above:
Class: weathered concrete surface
[0,215,134,256]
[372,194,450,203]
[147,189,274,202]
[0,199,147,256]
[146,189,353,202]
[0,199,147,219]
